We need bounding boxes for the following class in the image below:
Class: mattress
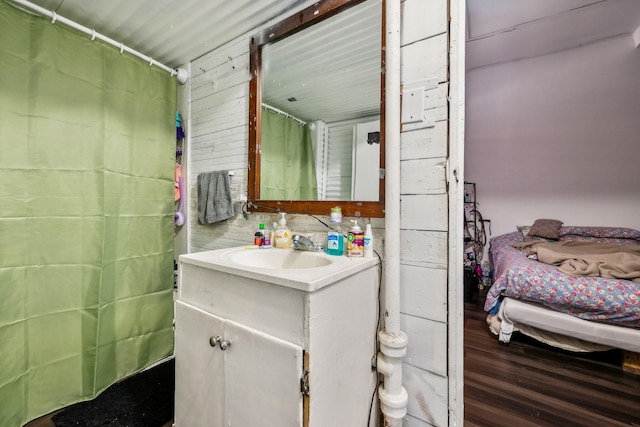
[485,227,640,328]
[493,297,640,353]
[484,226,640,351]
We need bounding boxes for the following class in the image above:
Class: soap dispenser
[274,213,291,248]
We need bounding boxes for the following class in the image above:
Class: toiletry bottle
[254,223,266,246]
[263,223,271,246]
[275,213,291,248]
[364,222,373,258]
[347,220,364,257]
[270,222,277,247]
[326,207,344,256]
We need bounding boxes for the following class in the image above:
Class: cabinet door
[224,318,304,427]
[174,301,224,427]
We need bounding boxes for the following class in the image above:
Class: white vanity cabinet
[175,248,379,427]
[175,301,303,426]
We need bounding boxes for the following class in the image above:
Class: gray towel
[197,171,234,224]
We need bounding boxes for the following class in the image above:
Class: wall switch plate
[402,87,424,124]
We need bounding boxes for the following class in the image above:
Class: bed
[484,223,640,353]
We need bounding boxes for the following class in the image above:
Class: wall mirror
[248,0,385,217]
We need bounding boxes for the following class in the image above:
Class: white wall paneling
[447,0,466,422]
[402,363,449,426]
[401,121,448,160]
[401,0,448,46]
[186,0,457,423]
[188,36,253,253]
[403,414,431,427]
[401,314,447,376]
[400,158,447,195]
[399,230,448,269]
[398,0,453,424]
[401,33,448,85]
[400,265,447,322]
[401,194,447,231]
[401,82,448,132]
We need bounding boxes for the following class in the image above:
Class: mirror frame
[248,0,385,218]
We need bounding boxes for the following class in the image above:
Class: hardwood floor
[465,292,640,426]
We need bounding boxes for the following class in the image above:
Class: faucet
[292,234,322,252]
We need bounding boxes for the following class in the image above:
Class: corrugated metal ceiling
[262,0,382,123]
[18,0,383,123]
[15,0,640,100]
[20,0,312,68]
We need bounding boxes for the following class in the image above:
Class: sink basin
[229,248,333,269]
[179,246,378,292]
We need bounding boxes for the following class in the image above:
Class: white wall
[466,35,640,240]
[185,0,455,425]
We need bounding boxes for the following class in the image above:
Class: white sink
[179,247,378,292]
[229,248,333,269]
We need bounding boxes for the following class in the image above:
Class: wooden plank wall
[186,0,454,425]
[400,0,450,425]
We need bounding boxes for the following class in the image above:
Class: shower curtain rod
[7,0,189,84]
[262,103,307,125]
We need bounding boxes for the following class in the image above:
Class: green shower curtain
[260,107,318,200]
[0,4,176,426]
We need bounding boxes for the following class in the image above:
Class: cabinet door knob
[219,339,231,351]
[209,336,221,348]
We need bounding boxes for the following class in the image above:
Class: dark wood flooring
[465,290,640,426]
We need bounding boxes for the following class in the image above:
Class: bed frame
[495,297,640,353]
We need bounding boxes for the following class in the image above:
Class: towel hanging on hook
[176,112,185,140]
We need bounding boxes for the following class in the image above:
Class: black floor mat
[52,359,174,427]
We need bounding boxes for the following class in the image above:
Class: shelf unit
[464,182,478,251]
[463,182,479,302]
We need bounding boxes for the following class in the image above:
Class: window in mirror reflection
[259,0,382,202]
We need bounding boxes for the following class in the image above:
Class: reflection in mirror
[248,0,385,217]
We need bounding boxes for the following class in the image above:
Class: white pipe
[377,352,408,426]
[7,0,189,84]
[378,0,408,425]
[383,0,401,338]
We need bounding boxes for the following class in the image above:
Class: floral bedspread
[484,227,640,328]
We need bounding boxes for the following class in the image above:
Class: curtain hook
[149,58,154,66]
[120,43,124,54]
[91,29,96,41]
[51,11,57,24]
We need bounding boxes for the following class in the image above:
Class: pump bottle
[274,213,291,248]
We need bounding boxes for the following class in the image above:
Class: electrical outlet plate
[401,87,424,124]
